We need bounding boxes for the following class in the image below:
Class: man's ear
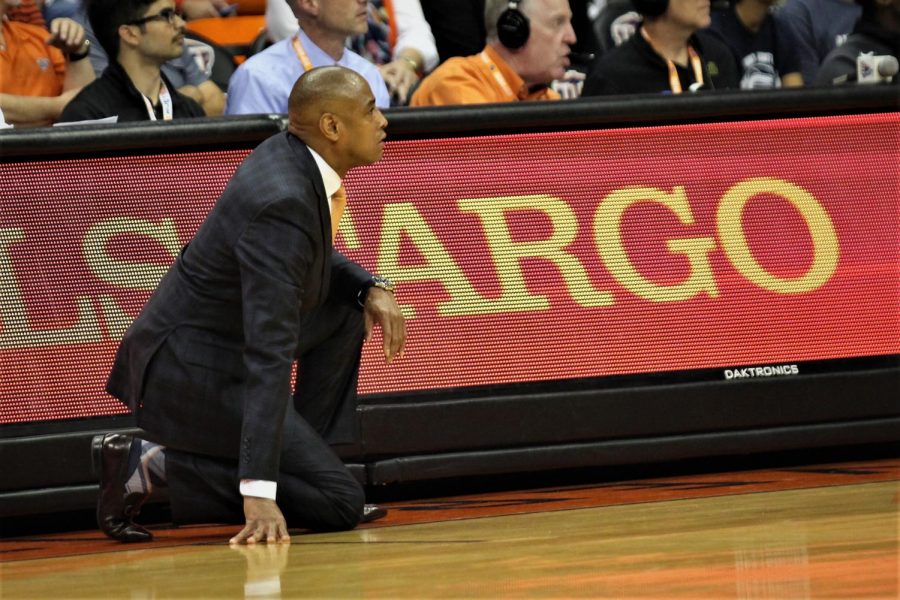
[293,0,319,17]
[118,23,141,49]
[319,112,341,141]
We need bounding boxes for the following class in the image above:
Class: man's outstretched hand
[363,287,406,363]
[230,497,290,545]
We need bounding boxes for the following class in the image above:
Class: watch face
[373,275,395,292]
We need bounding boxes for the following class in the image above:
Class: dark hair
[631,0,669,18]
[85,0,156,59]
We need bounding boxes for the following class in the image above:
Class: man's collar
[483,44,529,99]
[295,27,346,64]
[635,27,704,67]
[307,145,342,199]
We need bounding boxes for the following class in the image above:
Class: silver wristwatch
[358,275,395,306]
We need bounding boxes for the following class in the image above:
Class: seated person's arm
[0,93,74,127]
[380,48,425,105]
[0,17,95,126]
[178,80,226,116]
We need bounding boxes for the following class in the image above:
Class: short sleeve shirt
[0,20,66,98]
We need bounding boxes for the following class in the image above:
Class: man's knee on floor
[316,482,365,531]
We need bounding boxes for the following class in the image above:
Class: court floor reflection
[3,481,896,598]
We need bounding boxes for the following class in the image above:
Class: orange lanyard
[479,51,515,99]
[291,35,315,72]
[640,28,704,94]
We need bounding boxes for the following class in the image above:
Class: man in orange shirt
[409,0,576,106]
[0,0,94,126]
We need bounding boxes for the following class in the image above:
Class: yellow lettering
[595,186,718,302]
[457,195,613,309]
[83,217,180,289]
[336,206,360,250]
[83,217,181,338]
[378,202,522,319]
[0,228,102,349]
[717,178,838,294]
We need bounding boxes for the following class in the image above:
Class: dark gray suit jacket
[107,132,371,482]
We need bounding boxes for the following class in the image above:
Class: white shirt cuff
[240,479,278,500]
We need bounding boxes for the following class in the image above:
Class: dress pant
[149,301,367,531]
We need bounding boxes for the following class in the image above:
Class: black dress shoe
[92,433,153,542]
[360,504,387,523]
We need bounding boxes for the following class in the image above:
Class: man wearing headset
[582,0,739,95]
[409,0,577,106]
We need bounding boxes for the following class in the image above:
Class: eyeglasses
[128,7,183,26]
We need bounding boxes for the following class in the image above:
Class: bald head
[288,66,370,138]
[287,66,388,176]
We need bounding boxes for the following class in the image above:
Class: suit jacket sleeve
[330,250,372,306]
[234,195,315,481]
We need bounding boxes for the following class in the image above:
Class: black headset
[631,0,669,17]
[497,1,530,49]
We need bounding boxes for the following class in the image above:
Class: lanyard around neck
[140,81,173,121]
[479,51,515,99]
[640,28,704,94]
[292,34,317,72]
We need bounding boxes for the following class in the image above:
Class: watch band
[357,275,395,307]
[67,40,91,62]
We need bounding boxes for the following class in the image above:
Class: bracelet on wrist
[67,39,91,62]
[398,55,422,75]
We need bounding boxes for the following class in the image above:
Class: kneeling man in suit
[95,65,405,544]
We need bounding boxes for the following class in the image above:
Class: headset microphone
[569,52,596,64]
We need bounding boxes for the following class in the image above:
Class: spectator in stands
[409,0,577,106]
[421,0,598,63]
[265,0,438,105]
[815,0,899,85]
[67,0,225,115]
[780,0,860,84]
[226,0,390,114]
[707,0,804,89]
[0,0,95,126]
[419,0,485,61]
[582,0,739,95]
[59,0,205,122]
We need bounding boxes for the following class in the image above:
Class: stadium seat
[185,15,266,63]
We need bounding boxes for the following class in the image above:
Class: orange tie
[330,185,347,241]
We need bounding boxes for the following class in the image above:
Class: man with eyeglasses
[59,0,204,122]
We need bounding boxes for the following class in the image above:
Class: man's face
[130,0,186,62]
[665,0,712,30]
[336,83,388,168]
[518,0,577,85]
[317,0,369,38]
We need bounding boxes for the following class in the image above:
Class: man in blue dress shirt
[226,0,390,114]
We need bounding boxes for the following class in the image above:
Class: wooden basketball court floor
[2,457,897,598]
